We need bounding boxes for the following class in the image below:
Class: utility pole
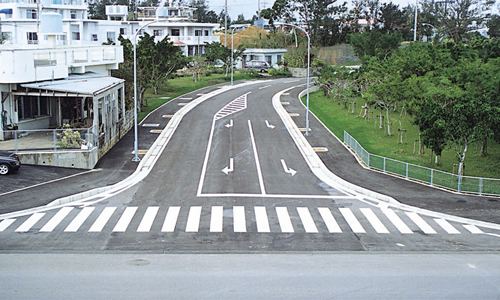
[224,0,227,47]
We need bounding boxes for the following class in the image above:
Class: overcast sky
[207,0,499,20]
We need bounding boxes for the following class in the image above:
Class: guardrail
[343,131,500,196]
[1,127,97,152]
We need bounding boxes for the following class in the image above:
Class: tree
[378,2,411,37]
[190,0,218,23]
[487,14,500,38]
[347,31,402,61]
[203,42,244,76]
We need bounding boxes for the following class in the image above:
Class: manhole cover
[128,259,150,266]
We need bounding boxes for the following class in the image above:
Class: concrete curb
[274,87,399,205]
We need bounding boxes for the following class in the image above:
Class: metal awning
[0,9,13,14]
[18,74,124,97]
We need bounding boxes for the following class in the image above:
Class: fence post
[430,169,433,186]
[383,157,386,172]
[458,175,462,193]
[87,128,90,148]
[406,163,408,179]
[479,178,483,196]
[367,151,370,167]
[53,130,57,151]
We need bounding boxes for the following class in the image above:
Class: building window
[17,96,49,120]
[171,29,180,36]
[27,32,38,44]
[204,30,209,36]
[277,55,282,63]
[136,29,144,35]
[70,10,77,19]
[120,28,126,35]
[72,32,80,40]
[153,29,162,36]
[195,30,202,36]
[1,32,12,41]
[26,9,37,19]
[265,55,272,65]
[91,34,98,41]
[107,32,115,41]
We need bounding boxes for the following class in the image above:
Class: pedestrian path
[0,205,487,236]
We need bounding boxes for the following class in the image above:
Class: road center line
[248,120,266,195]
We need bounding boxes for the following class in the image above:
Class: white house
[237,48,288,69]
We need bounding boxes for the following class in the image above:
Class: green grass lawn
[138,72,259,121]
[306,91,500,180]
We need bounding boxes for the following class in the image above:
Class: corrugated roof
[21,73,124,96]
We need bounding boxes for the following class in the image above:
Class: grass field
[306,91,500,180]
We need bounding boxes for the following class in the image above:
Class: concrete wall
[287,67,318,78]
[18,147,99,169]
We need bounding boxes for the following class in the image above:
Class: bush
[269,68,292,78]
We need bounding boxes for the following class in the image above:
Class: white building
[0,0,219,168]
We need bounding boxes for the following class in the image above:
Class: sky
[207,0,499,21]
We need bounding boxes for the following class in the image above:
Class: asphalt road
[1,78,500,253]
[2,253,499,299]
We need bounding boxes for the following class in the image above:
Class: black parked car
[0,151,20,175]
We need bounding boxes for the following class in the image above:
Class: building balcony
[0,44,123,83]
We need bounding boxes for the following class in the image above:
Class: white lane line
[185,206,202,232]
[339,208,365,233]
[317,207,342,233]
[405,212,437,234]
[382,208,413,234]
[40,207,74,232]
[210,206,223,232]
[197,119,216,196]
[434,219,461,234]
[360,208,389,234]
[259,85,272,89]
[297,207,318,233]
[64,207,95,232]
[15,213,45,232]
[276,207,294,233]
[88,207,116,232]
[248,120,266,195]
[463,224,484,234]
[254,206,271,233]
[112,207,138,232]
[0,219,16,232]
[233,206,247,233]
[161,206,180,232]
[137,206,159,232]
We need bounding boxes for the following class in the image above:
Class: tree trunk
[457,142,469,177]
[386,108,391,136]
[481,138,487,155]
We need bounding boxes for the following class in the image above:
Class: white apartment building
[0,0,219,168]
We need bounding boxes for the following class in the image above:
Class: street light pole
[133,20,159,162]
[231,25,244,86]
[275,22,311,136]
[414,0,418,42]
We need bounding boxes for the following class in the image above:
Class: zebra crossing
[0,205,487,236]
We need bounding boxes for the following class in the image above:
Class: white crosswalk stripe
[65,207,95,232]
[434,218,461,234]
[161,206,180,232]
[297,207,318,233]
[360,208,389,234]
[339,208,365,233]
[318,207,342,233]
[185,206,202,232]
[0,205,492,236]
[254,206,271,233]
[88,207,116,232]
[137,206,159,232]
[15,213,45,232]
[40,207,73,232]
[276,207,294,233]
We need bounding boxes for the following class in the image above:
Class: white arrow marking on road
[222,158,234,175]
[280,159,297,176]
[265,120,275,129]
[225,119,233,128]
